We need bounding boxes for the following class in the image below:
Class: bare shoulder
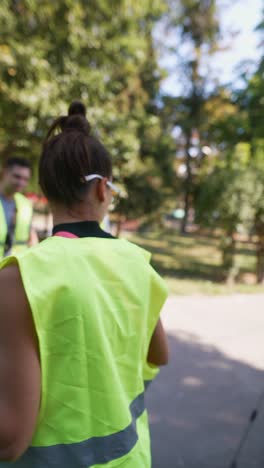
[0,262,21,286]
[0,263,27,313]
[0,262,33,340]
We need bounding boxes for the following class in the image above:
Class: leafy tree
[162,0,222,233]
[0,0,173,221]
[194,8,264,282]
[195,162,256,282]
[251,159,264,284]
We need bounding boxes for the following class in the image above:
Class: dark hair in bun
[39,101,112,206]
[63,114,91,136]
[68,100,86,116]
[46,101,90,138]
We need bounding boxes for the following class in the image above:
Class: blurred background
[0,0,263,295]
[1,2,264,467]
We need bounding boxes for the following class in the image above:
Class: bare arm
[0,264,41,461]
[147,318,169,366]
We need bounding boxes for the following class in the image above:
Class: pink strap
[54,231,79,239]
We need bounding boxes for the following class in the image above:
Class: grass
[124,229,264,296]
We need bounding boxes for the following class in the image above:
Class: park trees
[195,153,264,284]
[242,69,264,283]
[162,0,222,233]
[195,60,264,284]
[0,0,174,219]
[0,0,263,280]
[191,7,264,284]
[236,16,264,282]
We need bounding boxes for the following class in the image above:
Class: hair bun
[45,101,90,141]
[64,115,91,136]
[65,101,90,135]
[68,100,86,117]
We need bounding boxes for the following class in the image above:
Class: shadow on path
[146,333,264,468]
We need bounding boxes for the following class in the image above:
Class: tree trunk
[180,50,201,235]
[221,231,237,284]
[255,217,264,284]
[181,131,192,234]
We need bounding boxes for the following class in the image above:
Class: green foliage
[195,156,264,281]
[162,0,222,232]
[0,0,174,218]
[195,166,258,232]
[168,0,220,48]
[117,173,163,219]
[195,163,257,281]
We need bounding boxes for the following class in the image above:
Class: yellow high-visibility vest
[0,235,168,467]
[0,192,32,258]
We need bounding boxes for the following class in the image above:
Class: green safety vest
[0,192,32,258]
[0,236,168,468]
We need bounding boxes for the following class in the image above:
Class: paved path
[146,295,264,468]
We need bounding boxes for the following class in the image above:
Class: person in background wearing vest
[0,157,38,258]
[0,101,169,468]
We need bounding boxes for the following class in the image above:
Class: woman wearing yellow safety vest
[0,101,169,468]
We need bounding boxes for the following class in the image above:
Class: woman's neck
[51,205,104,227]
[52,213,101,226]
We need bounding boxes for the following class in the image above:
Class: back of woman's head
[39,101,112,205]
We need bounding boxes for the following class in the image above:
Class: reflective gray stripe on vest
[1,391,146,468]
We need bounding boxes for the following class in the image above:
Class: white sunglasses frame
[84,174,121,196]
